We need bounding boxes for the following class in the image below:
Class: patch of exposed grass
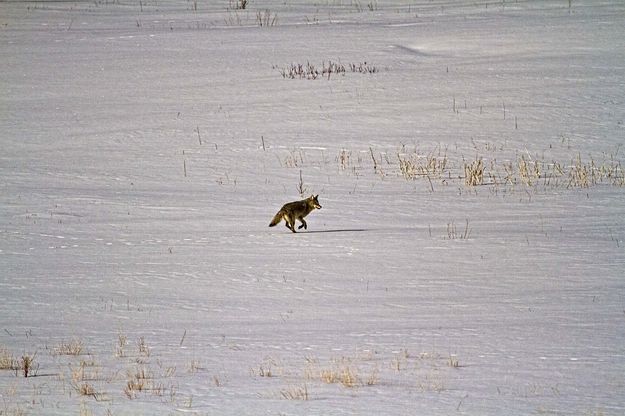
[366,366,380,386]
[137,336,150,357]
[278,60,378,80]
[251,357,280,378]
[55,338,84,356]
[306,144,625,190]
[310,357,361,388]
[124,366,153,399]
[0,346,18,371]
[448,355,460,368]
[229,0,247,9]
[71,360,101,383]
[280,384,309,400]
[398,146,449,180]
[74,382,97,397]
[116,331,128,358]
[464,157,484,186]
[20,353,37,378]
[416,371,446,393]
[188,359,204,374]
[446,219,471,240]
[256,9,278,27]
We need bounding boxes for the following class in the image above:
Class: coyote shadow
[301,228,369,234]
[299,226,424,234]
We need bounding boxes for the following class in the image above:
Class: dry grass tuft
[188,359,203,374]
[464,157,484,186]
[123,366,153,399]
[317,364,359,387]
[280,384,309,400]
[366,366,380,386]
[75,382,97,397]
[398,146,449,181]
[340,367,358,387]
[116,331,128,358]
[0,346,18,370]
[71,360,101,383]
[256,9,278,27]
[448,355,460,368]
[20,354,37,378]
[229,0,247,9]
[416,371,446,393]
[304,355,383,389]
[447,219,471,240]
[252,357,280,378]
[124,379,146,399]
[55,338,84,356]
[137,337,150,357]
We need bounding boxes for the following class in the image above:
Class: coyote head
[309,195,322,209]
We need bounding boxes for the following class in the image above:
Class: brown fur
[269,195,322,233]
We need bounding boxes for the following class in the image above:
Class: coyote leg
[285,219,296,233]
[298,218,307,230]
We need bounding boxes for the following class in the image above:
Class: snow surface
[1,1,625,415]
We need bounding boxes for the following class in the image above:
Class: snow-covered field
[2,1,625,414]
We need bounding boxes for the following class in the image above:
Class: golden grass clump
[464,158,484,186]
[0,346,18,370]
[318,365,359,387]
[76,383,96,396]
[55,338,84,356]
[124,366,153,399]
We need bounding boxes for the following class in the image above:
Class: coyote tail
[269,210,283,227]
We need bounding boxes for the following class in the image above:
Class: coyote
[269,195,322,233]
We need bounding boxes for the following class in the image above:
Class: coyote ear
[315,194,319,199]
